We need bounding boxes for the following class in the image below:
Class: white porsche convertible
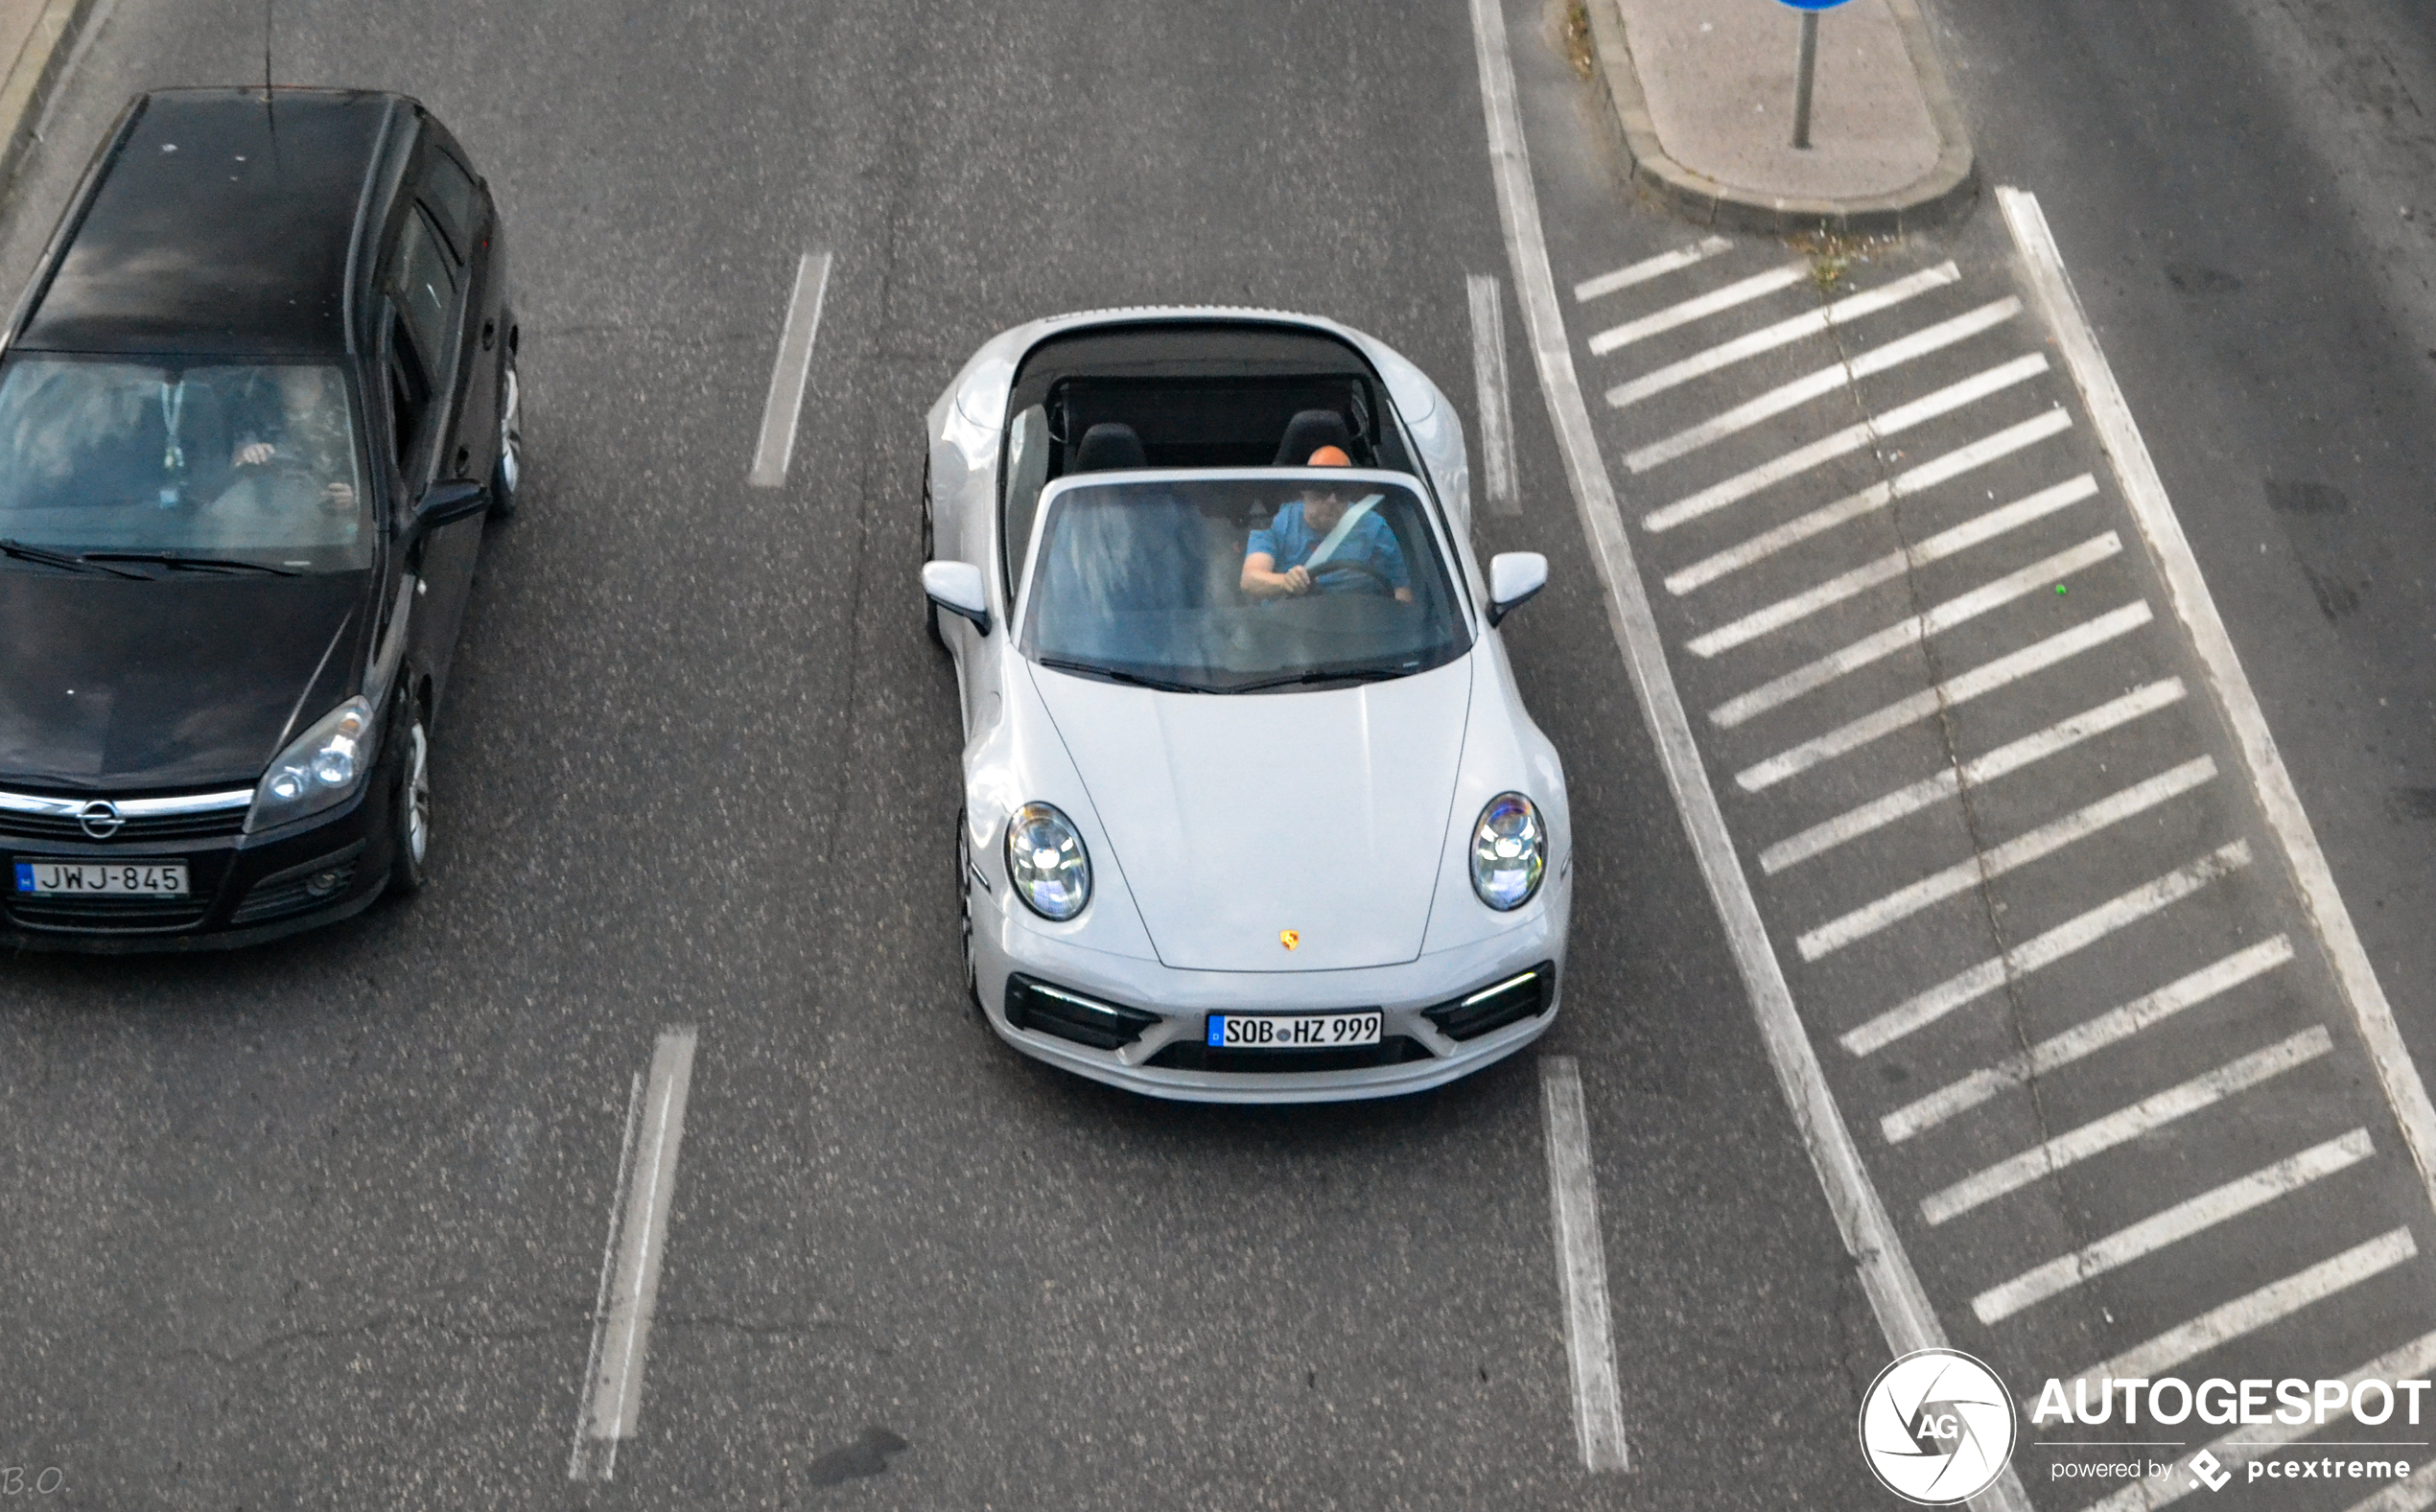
[922,311,1569,1103]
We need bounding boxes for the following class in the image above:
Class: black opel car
[0,88,521,947]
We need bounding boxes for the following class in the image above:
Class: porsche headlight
[1470,792,1545,911]
[1006,802,1091,920]
[246,697,375,833]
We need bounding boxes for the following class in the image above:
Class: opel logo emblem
[77,801,124,839]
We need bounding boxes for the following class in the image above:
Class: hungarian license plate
[1205,1012,1382,1049]
[14,860,188,896]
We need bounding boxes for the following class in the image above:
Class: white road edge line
[2087,1329,2436,1512]
[1761,677,2183,869]
[1972,1128,2374,1324]
[1842,841,2253,1057]
[747,250,833,487]
[2000,184,2436,1224]
[1735,600,2153,792]
[2049,1226,2416,1395]
[1540,1057,1628,1472]
[1920,1026,2332,1225]
[1586,263,1808,356]
[1624,297,2022,473]
[1643,353,2051,533]
[1464,6,2029,1506]
[1882,934,2292,1142]
[1467,274,1521,515]
[568,1026,699,1482]
[1795,755,2217,961]
[1573,236,1732,303]
[2344,1468,2436,1512]
[1606,263,1960,408]
[1688,475,2098,660]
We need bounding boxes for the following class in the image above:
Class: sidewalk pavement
[0,0,100,200]
[1583,0,1976,234]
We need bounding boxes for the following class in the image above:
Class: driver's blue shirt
[1246,500,1409,592]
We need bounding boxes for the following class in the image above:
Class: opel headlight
[1006,802,1090,920]
[1470,792,1545,911]
[246,697,375,833]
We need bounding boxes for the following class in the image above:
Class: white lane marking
[1539,1057,1628,1472]
[1574,236,1733,303]
[1841,841,2253,1056]
[1464,6,2015,1500]
[1796,756,2218,961]
[1643,354,2051,533]
[1735,600,2153,792]
[1606,264,1961,408]
[1920,1027,2333,1225]
[1973,1128,2375,1324]
[1586,264,1809,356]
[1688,474,2098,659]
[747,251,833,487]
[1624,298,2023,473]
[1761,678,2184,869]
[568,1027,699,1482]
[2086,1330,2436,1512]
[1881,934,2292,1142]
[2346,1472,2436,1512]
[1718,533,2121,729]
[2001,186,2436,1230]
[1467,274,1521,515]
[2051,1226,2416,1393]
[1665,407,2073,593]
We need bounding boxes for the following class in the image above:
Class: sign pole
[1792,10,1819,150]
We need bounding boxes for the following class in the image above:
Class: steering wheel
[1307,558,1394,596]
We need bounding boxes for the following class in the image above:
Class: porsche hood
[1028,660,1472,972]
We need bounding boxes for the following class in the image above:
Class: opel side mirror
[398,479,489,549]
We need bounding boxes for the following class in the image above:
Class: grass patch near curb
[1562,0,1596,80]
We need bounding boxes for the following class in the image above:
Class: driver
[221,365,357,513]
[1240,446,1412,602]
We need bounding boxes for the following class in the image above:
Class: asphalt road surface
[0,0,2430,1508]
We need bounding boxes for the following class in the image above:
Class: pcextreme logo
[1859,1349,2018,1505]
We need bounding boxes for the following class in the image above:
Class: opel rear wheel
[392,713,431,896]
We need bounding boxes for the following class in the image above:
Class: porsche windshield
[0,356,371,571]
[1020,474,1469,692]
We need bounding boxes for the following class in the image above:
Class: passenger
[1240,445,1411,602]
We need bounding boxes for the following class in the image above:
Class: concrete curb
[0,0,104,202]
[1581,0,1978,236]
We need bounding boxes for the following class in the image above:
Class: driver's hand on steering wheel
[1281,564,1314,595]
[232,442,275,467]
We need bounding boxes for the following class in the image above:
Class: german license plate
[14,860,188,896]
[1205,1012,1382,1049]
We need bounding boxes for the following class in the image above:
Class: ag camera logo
[1859,1348,2018,1504]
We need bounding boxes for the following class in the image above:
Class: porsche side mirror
[1487,552,1547,627]
[923,560,992,636]
[398,478,490,548]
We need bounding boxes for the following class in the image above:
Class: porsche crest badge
[1279,930,1300,951]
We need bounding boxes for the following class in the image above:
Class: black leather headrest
[1273,409,1354,467]
[1071,422,1146,472]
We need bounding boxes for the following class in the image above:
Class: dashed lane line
[1794,755,2217,962]
[1465,5,2022,1503]
[1716,534,2122,732]
[746,251,833,488]
[1643,354,2052,534]
[1467,274,1521,515]
[1586,263,1808,356]
[1664,407,2073,593]
[1841,841,2254,1057]
[2051,1225,2417,1393]
[1734,600,2153,793]
[1881,935,2293,1143]
[1572,235,1732,304]
[1972,1129,2376,1324]
[2345,1470,2436,1512]
[1623,298,2022,473]
[2002,185,2436,1229]
[1604,263,1960,408]
[1539,1057,1628,1472]
[2087,1329,2436,1512]
[1687,475,2098,659]
[1919,1026,2333,1226]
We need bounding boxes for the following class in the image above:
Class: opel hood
[1028,659,1472,972]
